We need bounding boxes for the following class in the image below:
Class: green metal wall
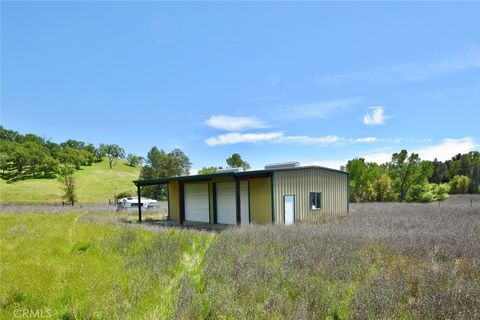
[273,168,348,223]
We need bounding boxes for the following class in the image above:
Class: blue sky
[1,2,479,172]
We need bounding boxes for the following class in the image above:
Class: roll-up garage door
[216,182,236,224]
[184,183,209,223]
[240,181,249,224]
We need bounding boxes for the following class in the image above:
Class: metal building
[133,163,349,225]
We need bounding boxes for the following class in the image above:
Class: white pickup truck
[117,197,157,210]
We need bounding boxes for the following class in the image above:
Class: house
[132,162,349,224]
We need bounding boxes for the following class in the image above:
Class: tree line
[0,126,192,202]
[347,150,480,203]
[2,126,478,204]
[0,126,138,182]
[197,153,251,174]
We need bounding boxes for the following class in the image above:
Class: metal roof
[133,165,348,186]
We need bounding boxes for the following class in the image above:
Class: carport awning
[133,172,236,186]
[133,171,274,187]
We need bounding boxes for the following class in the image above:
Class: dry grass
[176,195,480,319]
[1,196,479,319]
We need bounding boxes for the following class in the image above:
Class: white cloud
[275,135,343,145]
[349,137,378,143]
[205,131,380,146]
[414,137,477,161]
[297,137,477,170]
[363,106,390,125]
[362,152,393,164]
[205,115,267,131]
[360,137,477,164]
[205,131,283,146]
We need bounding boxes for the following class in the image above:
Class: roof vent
[264,161,300,170]
[216,168,240,173]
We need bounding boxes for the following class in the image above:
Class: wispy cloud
[316,46,480,86]
[205,115,267,131]
[349,137,378,143]
[363,106,390,125]
[205,131,283,146]
[275,135,343,145]
[205,131,380,146]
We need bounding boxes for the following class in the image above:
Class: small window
[309,192,321,210]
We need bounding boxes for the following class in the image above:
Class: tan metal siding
[168,181,180,222]
[249,177,272,224]
[273,168,348,223]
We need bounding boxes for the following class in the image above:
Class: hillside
[0,159,141,204]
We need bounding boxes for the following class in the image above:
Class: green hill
[0,159,141,204]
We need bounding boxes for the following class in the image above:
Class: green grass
[0,211,215,319]
[1,200,478,319]
[0,159,140,203]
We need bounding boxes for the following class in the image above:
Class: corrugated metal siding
[240,180,249,224]
[168,181,180,222]
[273,168,348,223]
[249,177,272,224]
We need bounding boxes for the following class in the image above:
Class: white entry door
[284,195,295,225]
[184,183,209,223]
[216,182,236,224]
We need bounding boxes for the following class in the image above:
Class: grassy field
[1,197,479,319]
[0,159,140,204]
[0,210,214,319]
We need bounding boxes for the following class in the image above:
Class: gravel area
[0,201,168,213]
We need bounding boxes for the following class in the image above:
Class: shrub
[449,175,471,194]
[406,182,431,202]
[431,183,450,201]
[367,173,396,202]
[406,182,450,202]
[114,191,133,201]
[57,164,77,204]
